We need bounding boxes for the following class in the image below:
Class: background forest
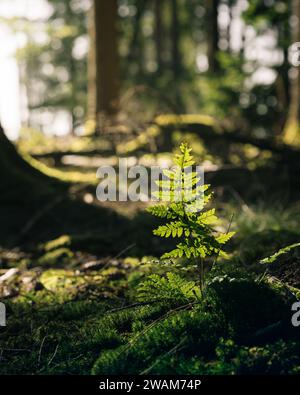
[0,0,300,376]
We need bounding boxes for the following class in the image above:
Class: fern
[260,242,300,264]
[148,143,235,294]
[137,273,200,304]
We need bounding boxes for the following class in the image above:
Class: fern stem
[195,257,203,297]
[200,257,204,296]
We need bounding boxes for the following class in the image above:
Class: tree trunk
[0,124,34,177]
[284,0,300,145]
[171,0,181,77]
[155,0,163,72]
[129,0,147,77]
[88,0,119,132]
[0,124,49,192]
[206,0,220,73]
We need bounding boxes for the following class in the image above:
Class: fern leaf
[147,205,169,218]
[198,209,218,225]
[216,232,235,244]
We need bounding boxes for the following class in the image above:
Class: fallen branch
[159,122,300,164]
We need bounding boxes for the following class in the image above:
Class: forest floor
[0,134,300,375]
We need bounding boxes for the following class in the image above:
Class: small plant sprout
[148,143,235,295]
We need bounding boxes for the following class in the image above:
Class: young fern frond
[148,143,235,262]
[146,143,235,295]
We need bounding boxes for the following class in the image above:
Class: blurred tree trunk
[129,0,147,77]
[155,0,163,72]
[66,34,77,135]
[88,0,119,133]
[275,22,291,135]
[206,0,220,73]
[284,0,300,144]
[65,0,77,136]
[171,0,181,76]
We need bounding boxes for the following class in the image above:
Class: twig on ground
[47,344,59,366]
[37,336,47,366]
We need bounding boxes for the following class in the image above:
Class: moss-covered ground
[1,204,299,375]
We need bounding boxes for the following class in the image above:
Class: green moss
[92,273,293,375]
[37,248,74,267]
[207,275,288,337]
[0,258,298,375]
[92,306,228,375]
[42,235,71,252]
[0,298,124,375]
[214,339,300,375]
[40,269,84,292]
